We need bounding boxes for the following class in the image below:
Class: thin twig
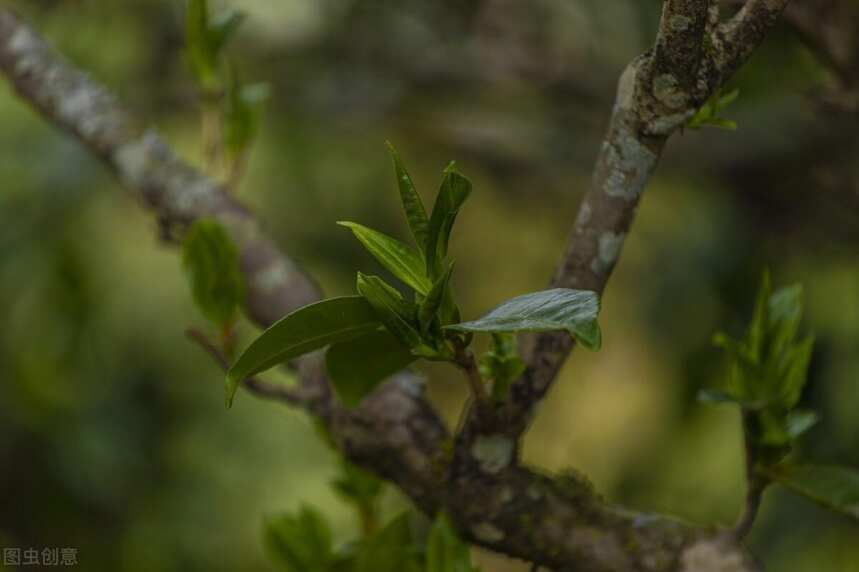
[185,327,305,406]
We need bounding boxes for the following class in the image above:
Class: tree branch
[495,0,793,442]
[0,7,765,571]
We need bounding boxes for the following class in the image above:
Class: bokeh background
[1,0,858,570]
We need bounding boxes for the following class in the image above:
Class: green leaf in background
[765,464,859,522]
[339,222,432,294]
[356,273,425,351]
[326,330,417,407]
[386,142,430,253]
[425,163,472,279]
[446,288,602,351]
[354,513,423,572]
[688,88,740,131]
[701,275,815,446]
[226,296,380,407]
[479,333,526,402]
[224,73,270,160]
[264,506,335,572]
[186,0,215,88]
[426,513,478,572]
[208,8,246,55]
[331,460,384,514]
[186,0,244,92]
[181,218,244,329]
[419,262,455,335]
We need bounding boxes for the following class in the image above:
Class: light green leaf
[386,142,430,253]
[354,513,422,572]
[264,506,334,572]
[765,464,859,522]
[339,222,431,294]
[326,330,417,407]
[446,288,601,351]
[688,88,740,131]
[182,218,244,328]
[419,262,455,334]
[425,163,472,279]
[226,296,380,407]
[426,513,477,572]
[480,334,526,402]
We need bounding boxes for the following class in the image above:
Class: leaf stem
[453,341,487,405]
[733,410,768,540]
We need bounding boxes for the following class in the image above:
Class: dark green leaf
[264,506,334,572]
[326,330,417,407]
[356,273,425,351]
[226,296,380,407]
[339,222,431,294]
[766,464,859,522]
[426,513,477,572]
[419,263,455,335]
[182,218,244,328]
[386,142,430,253]
[354,513,422,572]
[446,288,601,351]
[425,163,472,279]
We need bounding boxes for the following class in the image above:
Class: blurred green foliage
[1,1,859,571]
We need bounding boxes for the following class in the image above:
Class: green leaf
[419,262,455,335]
[331,460,384,511]
[480,334,525,402]
[354,513,422,572]
[688,88,740,131]
[264,506,334,572]
[356,273,425,351]
[224,73,269,159]
[765,464,859,522]
[386,142,430,253]
[446,288,601,351]
[784,409,819,439]
[339,222,432,294]
[326,330,417,407]
[426,513,477,572]
[226,296,380,407]
[425,163,472,279]
[182,218,244,328]
[185,0,221,90]
[209,9,246,55]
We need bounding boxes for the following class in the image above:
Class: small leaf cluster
[225,145,602,407]
[185,0,269,167]
[265,462,477,572]
[182,218,244,330]
[687,88,740,131]
[700,273,859,523]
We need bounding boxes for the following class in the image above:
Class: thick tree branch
[500,0,790,438]
[0,8,764,571]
